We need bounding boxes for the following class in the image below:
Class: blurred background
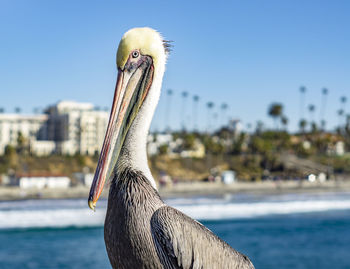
[0,1,350,268]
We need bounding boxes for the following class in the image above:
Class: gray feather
[151,206,255,269]
[104,169,254,269]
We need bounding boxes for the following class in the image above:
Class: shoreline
[1,180,350,201]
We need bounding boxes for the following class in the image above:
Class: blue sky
[1,0,349,132]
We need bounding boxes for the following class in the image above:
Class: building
[30,140,56,156]
[0,114,48,155]
[221,170,236,184]
[0,101,109,156]
[147,133,205,159]
[17,176,71,189]
[45,101,109,155]
[147,133,174,155]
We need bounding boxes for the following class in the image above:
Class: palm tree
[308,104,316,132]
[165,89,173,132]
[213,112,219,131]
[346,114,350,132]
[299,86,306,123]
[320,88,328,130]
[299,119,307,133]
[206,102,214,132]
[181,91,188,131]
[281,115,288,131]
[308,104,315,119]
[192,95,199,131]
[338,109,344,129]
[341,96,347,108]
[340,96,347,127]
[220,103,228,128]
[268,103,283,130]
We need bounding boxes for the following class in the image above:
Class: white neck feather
[117,65,165,189]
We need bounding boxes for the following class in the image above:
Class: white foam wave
[175,200,350,220]
[0,208,106,229]
[1,196,350,229]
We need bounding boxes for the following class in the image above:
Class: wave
[178,200,350,220]
[1,193,350,229]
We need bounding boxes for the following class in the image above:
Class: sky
[0,0,349,132]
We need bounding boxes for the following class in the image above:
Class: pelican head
[88,27,168,210]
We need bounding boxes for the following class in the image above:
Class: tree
[339,96,347,128]
[232,133,246,154]
[299,119,307,133]
[220,103,228,127]
[341,96,347,106]
[338,109,344,129]
[299,86,306,123]
[165,89,173,132]
[192,95,200,131]
[281,115,288,130]
[5,145,16,156]
[308,104,316,131]
[320,88,328,130]
[268,103,283,130]
[311,122,318,133]
[158,144,169,155]
[206,102,214,132]
[16,131,27,154]
[4,145,18,168]
[181,91,188,131]
[15,107,21,114]
[182,133,196,150]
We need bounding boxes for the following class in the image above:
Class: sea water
[0,192,349,269]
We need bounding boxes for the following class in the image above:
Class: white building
[0,101,109,156]
[147,133,174,155]
[18,176,71,189]
[335,141,345,156]
[45,101,109,155]
[221,170,236,184]
[147,133,205,159]
[30,140,56,156]
[0,114,48,155]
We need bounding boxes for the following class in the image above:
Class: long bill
[88,58,154,210]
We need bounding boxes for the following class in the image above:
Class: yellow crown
[116,27,167,70]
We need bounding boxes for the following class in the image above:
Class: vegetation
[1,89,350,183]
[0,125,349,183]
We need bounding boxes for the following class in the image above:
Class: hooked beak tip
[88,199,96,211]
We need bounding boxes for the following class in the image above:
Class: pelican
[88,27,254,269]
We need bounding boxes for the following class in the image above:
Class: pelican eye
[132,51,139,58]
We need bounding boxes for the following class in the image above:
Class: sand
[1,180,350,201]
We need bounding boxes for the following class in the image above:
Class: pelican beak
[88,55,154,210]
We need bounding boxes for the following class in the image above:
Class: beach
[1,179,350,201]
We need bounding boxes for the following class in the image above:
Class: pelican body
[88,27,254,269]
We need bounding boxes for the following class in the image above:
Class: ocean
[0,192,350,269]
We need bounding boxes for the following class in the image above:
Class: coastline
[1,180,350,201]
